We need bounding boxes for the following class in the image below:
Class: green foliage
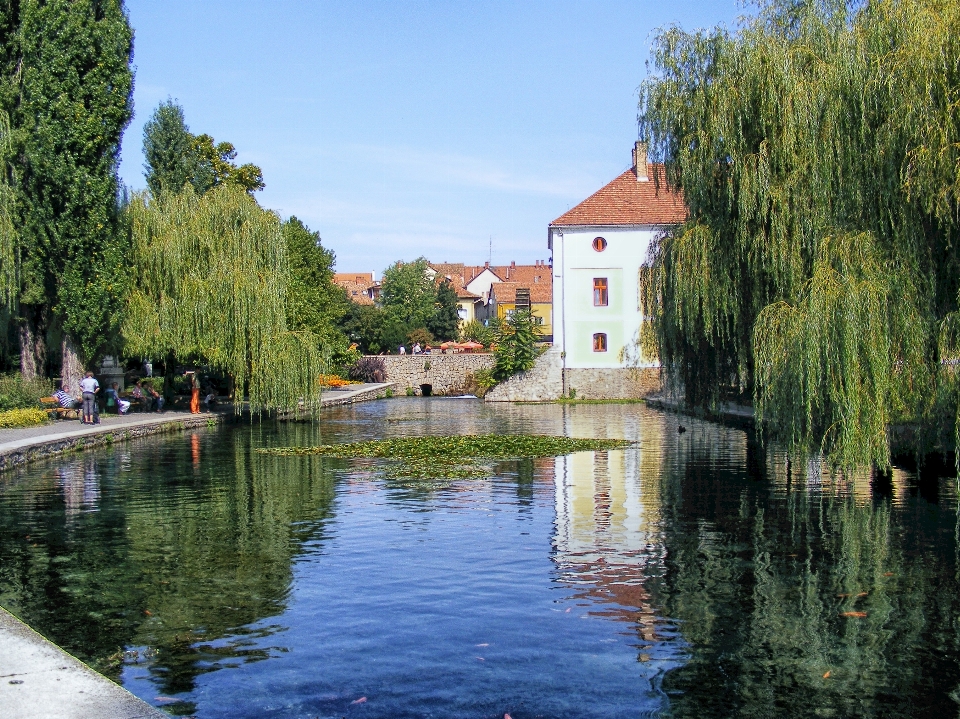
[258,434,633,480]
[492,310,543,380]
[191,133,264,194]
[143,100,195,196]
[283,217,349,347]
[122,185,325,412]
[15,0,133,359]
[380,257,436,336]
[0,373,52,410]
[143,99,264,197]
[407,327,433,346]
[339,302,388,354]
[428,279,460,341]
[459,319,493,346]
[638,0,960,466]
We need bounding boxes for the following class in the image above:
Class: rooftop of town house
[429,259,552,291]
[490,280,553,305]
[334,272,376,285]
[550,144,686,228]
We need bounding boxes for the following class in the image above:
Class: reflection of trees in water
[651,439,959,719]
[0,427,338,710]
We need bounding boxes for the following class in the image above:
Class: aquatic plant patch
[257,434,633,480]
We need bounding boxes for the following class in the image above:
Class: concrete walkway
[0,607,166,719]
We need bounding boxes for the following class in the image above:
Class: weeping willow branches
[639,0,960,466]
[123,185,325,413]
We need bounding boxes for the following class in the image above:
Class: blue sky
[120,1,740,275]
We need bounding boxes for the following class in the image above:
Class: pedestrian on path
[79,371,99,425]
[187,371,201,414]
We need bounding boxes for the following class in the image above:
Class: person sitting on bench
[54,386,81,410]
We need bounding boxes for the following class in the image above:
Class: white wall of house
[465,268,502,300]
[549,225,660,370]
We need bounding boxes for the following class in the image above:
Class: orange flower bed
[317,374,360,388]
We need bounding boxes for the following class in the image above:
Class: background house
[428,260,552,330]
[547,142,685,397]
[488,264,553,340]
[333,272,380,304]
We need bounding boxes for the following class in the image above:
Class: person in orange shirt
[187,371,201,414]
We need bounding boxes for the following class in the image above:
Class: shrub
[0,408,48,428]
[459,319,493,346]
[492,310,543,380]
[348,356,386,383]
[464,368,497,398]
[0,374,54,411]
[407,327,434,346]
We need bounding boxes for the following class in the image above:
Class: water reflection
[0,427,339,715]
[0,400,958,718]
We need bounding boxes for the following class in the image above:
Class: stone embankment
[380,354,495,395]
[0,411,227,473]
[484,347,662,401]
[484,347,563,401]
[1,605,166,719]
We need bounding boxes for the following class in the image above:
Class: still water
[0,399,958,718]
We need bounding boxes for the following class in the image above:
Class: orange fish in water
[144,609,153,616]
[505,714,513,719]
[884,572,894,577]
[823,671,831,679]
[351,697,367,705]
[841,611,867,618]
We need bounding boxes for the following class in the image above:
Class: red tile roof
[550,164,686,227]
[491,281,553,305]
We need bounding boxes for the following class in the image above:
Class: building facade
[548,143,685,395]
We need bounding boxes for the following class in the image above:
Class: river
[0,398,957,718]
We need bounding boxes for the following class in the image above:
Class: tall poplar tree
[14,0,133,386]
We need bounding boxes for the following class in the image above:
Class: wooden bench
[40,396,80,420]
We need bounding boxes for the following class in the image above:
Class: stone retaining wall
[484,348,563,402]
[380,354,495,395]
[563,367,661,400]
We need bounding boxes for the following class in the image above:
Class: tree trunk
[18,307,46,380]
[61,333,85,395]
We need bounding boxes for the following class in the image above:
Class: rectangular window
[593,333,607,352]
[593,278,608,306]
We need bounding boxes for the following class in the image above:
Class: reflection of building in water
[57,456,101,517]
[552,407,669,633]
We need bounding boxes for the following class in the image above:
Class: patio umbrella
[460,341,483,350]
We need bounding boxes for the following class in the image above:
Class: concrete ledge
[0,606,166,719]
[320,382,396,407]
[0,413,227,473]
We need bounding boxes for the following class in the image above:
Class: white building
[548,143,686,398]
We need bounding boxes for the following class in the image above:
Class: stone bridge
[379,353,495,396]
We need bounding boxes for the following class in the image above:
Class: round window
[592,237,607,252]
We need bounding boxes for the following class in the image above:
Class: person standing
[79,371,100,425]
[187,371,201,414]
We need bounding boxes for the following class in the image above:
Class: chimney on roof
[511,261,516,269]
[485,261,490,268]
[633,141,649,182]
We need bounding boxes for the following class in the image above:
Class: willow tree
[122,185,325,412]
[639,0,960,466]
